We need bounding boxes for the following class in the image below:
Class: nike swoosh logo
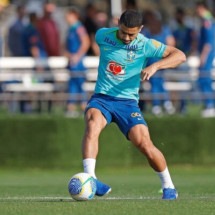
[103,48,111,51]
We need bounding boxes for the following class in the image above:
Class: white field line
[0,196,159,202]
[0,196,214,202]
[0,197,72,202]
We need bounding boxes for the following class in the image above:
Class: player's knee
[86,119,98,133]
[135,137,154,156]
[85,118,103,140]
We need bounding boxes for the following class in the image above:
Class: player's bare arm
[141,46,186,81]
[199,43,211,66]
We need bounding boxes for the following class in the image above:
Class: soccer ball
[68,172,97,201]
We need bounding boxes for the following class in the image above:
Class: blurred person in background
[21,12,47,113]
[0,0,8,12]
[141,10,176,116]
[0,31,1,60]
[64,7,90,118]
[5,4,27,113]
[125,0,137,10]
[109,15,119,27]
[83,3,99,56]
[23,12,47,59]
[196,1,215,117]
[95,10,108,29]
[0,19,2,57]
[37,2,60,56]
[8,5,26,56]
[0,0,9,97]
[36,2,60,113]
[173,7,197,56]
[172,7,198,114]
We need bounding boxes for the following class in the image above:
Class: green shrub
[0,116,214,168]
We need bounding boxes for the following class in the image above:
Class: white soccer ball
[68,172,97,201]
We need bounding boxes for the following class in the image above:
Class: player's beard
[117,30,131,44]
[122,40,131,44]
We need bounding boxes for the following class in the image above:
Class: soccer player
[81,9,186,200]
[196,2,215,117]
[64,7,90,117]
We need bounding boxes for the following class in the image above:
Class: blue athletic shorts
[85,93,147,139]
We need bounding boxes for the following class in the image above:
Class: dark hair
[175,7,185,15]
[29,12,37,23]
[67,6,80,17]
[119,10,143,27]
[196,1,208,8]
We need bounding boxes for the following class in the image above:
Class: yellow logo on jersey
[152,39,161,48]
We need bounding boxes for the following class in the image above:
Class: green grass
[0,166,215,215]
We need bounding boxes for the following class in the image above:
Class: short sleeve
[143,38,166,58]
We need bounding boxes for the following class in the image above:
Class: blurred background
[0,0,214,117]
[0,3,214,211]
[0,0,214,184]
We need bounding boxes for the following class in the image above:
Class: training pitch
[0,166,214,215]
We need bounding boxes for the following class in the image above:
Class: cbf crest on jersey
[127,50,136,61]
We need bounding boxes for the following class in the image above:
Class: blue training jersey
[66,21,87,71]
[22,24,47,57]
[95,27,167,101]
[173,25,194,55]
[198,18,215,70]
[142,25,172,44]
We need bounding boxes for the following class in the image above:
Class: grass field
[0,166,215,215]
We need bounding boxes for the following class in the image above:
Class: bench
[0,56,214,103]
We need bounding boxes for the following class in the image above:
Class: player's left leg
[128,124,178,200]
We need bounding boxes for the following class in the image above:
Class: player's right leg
[82,107,111,196]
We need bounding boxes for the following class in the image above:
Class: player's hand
[199,55,207,67]
[141,65,157,81]
[70,54,80,66]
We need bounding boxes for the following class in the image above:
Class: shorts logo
[131,112,142,117]
[106,61,125,75]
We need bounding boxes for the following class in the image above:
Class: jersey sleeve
[143,38,166,58]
